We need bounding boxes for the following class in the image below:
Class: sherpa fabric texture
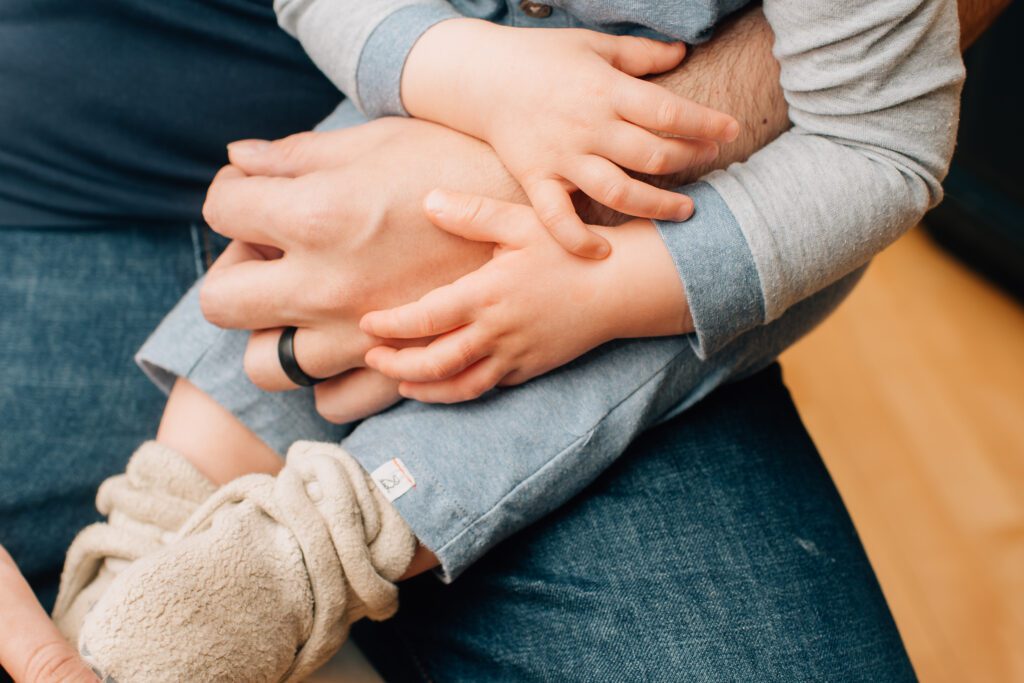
[51,441,216,645]
[78,441,417,683]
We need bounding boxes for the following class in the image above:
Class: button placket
[519,1,553,19]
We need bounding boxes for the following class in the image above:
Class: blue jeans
[0,223,210,609]
[353,365,915,681]
[0,225,912,679]
[136,101,866,581]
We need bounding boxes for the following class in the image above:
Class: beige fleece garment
[78,441,416,683]
[52,441,216,645]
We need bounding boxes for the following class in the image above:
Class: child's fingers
[524,178,610,259]
[423,189,531,246]
[570,156,694,221]
[591,34,686,77]
[614,78,739,142]
[361,281,475,340]
[366,328,491,383]
[398,357,507,404]
[595,123,719,175]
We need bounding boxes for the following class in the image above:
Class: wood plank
[781,228,1024,682]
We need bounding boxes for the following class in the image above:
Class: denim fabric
[137,99,865,580]
[0,224,217,609]
[352,366,916,682]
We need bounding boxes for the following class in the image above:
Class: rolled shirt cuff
[654,182,766,358]
[356,3,461,118]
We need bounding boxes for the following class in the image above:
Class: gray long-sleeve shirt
[275,0,965,356]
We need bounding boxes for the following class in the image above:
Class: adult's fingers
[313,369,403,424]
[592,34,686,77]
[244,325,371,391]
[226,125,391,178]
[0,547,98,683]
[200,258,304,330]
[523,178,610,259]
[570,155,694,221]
[206,239,278,276]
[614,78,739,142]
[595,122,719,175]
[422,190,531,246]
[202,166,304,247]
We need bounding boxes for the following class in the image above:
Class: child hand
[359,190,633,403]
[402,20,739,259]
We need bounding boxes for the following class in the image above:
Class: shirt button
[519,1,553,19]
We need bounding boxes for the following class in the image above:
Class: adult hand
[0,545,97,682]
[200,117,524,422]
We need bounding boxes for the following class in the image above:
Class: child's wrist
[594,220,692,341]
[401,18,499,137]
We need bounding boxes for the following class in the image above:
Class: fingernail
[723,120,740,142]
[702,145,720,163]
[424,190,446,216]
[227,139,270,157]
[675,200,694,221]
[594,242,611,258]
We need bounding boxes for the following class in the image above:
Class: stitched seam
[188,222,204,278]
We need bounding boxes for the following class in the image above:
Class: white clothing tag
[370,458,416,502]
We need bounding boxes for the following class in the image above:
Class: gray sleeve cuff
[355,3,461,118]
[654,182,765,359]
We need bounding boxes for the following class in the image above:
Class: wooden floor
[780,228,1024,683]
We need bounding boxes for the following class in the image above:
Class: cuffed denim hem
[135,281,351,455]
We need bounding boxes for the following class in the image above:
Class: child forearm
[599,0,966,359]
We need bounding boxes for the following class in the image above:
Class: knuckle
[24,641,82,682]
[425,358,451,382]
[274,131,314,165]
[456,339,477,368]
[460,194,487,225]
[644,147,669,174]
[655,99,680,131]
[306,275,348,314]
[201,187,224,230]
[291,201,332,247]
[198,279,227,325]
[536,202,567,229]
[414,308,437,337]
[600,178,629,208]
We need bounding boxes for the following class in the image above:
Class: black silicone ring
[277,326,323,387]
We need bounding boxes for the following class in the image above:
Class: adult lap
[0,225,205,609]
[353,365,914,682]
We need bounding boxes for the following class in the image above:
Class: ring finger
[244,325,373,391]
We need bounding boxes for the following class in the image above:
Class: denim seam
[181,326,231,381]
[188,222,204,279]
[434,344,696,569]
